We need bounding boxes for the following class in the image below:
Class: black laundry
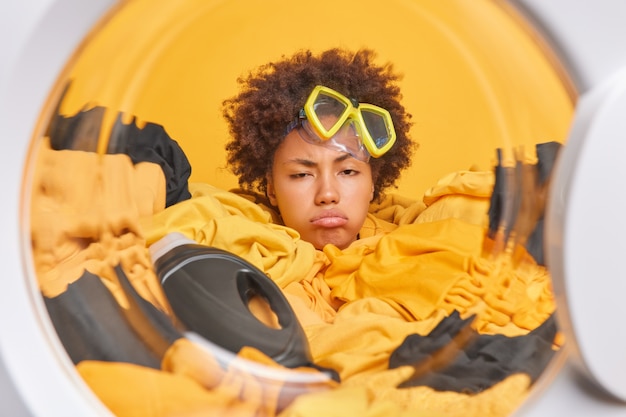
[524,141,562,265]
[47,102,192,207]
[389,311,476,368]
[43,266,182,368]
[389,311,558,394]
[108,113,192,207]
[47,105,104,152]
[487,141,562,265]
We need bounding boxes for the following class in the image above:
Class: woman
[222,48,416,250]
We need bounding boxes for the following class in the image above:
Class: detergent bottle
[149,232,313,368]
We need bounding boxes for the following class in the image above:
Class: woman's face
[267,129,374,250]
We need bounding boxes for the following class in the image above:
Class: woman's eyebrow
[284,153,353,167]
[284,158,317,167]
[334,153,352,163]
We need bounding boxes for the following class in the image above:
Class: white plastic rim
[546,66,626,402]
[509,0,626,93]
[0,0,116,416]
[1,0,625,416]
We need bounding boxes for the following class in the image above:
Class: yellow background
[54,0,575,198]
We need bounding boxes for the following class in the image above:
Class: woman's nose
[314,175,340,205]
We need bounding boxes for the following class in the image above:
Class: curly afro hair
[222,48,416,201]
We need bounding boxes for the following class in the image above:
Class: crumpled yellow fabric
[322,218,554,335]
[30,143,556,417]
[338,369,533,417]
[145,176,552,337]
[143,173,555,383]
[79,341,337,417]
[304,299,450,380]
[30,140,169,311]
[417,170,493,226]
[279,384,448,417]
[324,219,486,321]
[422,170,494,206]
[143,182,327,290]
[29,144,334,416]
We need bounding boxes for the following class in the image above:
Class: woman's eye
[290,172,310,179]
[340,169,358,176]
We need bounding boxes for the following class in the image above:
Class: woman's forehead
[275,130,366,165]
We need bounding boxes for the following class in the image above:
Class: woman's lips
[311,210,348,228]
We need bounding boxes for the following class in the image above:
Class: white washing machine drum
[2,1,626,416]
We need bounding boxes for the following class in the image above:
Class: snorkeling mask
[286,85,397,162]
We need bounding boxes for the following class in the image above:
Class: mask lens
[335,120,367,157]
[312,91,349,134]
[361,108,392,150]
[299,119,370,162]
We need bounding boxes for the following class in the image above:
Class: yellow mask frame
[301,85,397,159]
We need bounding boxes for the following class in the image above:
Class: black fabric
[44,270,162,368]
[535,141,562,185]
[113,264,183,357]
[487,142,562,265]
[47,106,104,152]
[305,363,341,383]
[43,267,182,368]
[524,141,562,265]
[525,217,546,265]
[389,311,476,368]
[487,148,520,243]
[108,113,192,207]
[390,311,558,394]
[46,106,192,207]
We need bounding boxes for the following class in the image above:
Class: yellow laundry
[30,143,557,417]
